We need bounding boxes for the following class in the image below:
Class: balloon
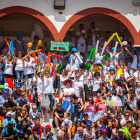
[37,40,45,47]
[117,68,123,76]
[93,97,99,103]
[28,42,33,48]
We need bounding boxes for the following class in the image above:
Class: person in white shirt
[15,50,24,79]
[3,53,16,79]
[133,64,140,82]
[75,24,87,62]
[90,66,104,97]
[124,46,140,74]
[73,73,84,99]
[40,63,57,120]
[61,118,73,140]
[22,54,34,80]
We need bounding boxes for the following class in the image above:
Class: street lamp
[54,0,66,10]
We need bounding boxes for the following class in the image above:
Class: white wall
[0,0,140,32]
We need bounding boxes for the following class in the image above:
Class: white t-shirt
[63,88,75,101]
[30,56,36,72]
[42,77,54,94]
[131,55,140,70]
[15,58,24,71]
[73,80,84,98]
[95,53,101,63]
[37,77,42,93]
[103,66,109,76]
[133,71,140,82]
[75,31,86,44]
[65,63,76,78]
[93,77,102,91]
[120,118,132,126]
[23,61,33,75]
[39,52,47,68]
[79,75,84,83]
[61,120,72,128]
[3,61,13,75]
[60,75,68,89]
[110,53,119,66]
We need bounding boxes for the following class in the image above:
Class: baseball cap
[2,89,8,94]
[17,34,23,38]
[86,121,92,126]
[109,67,115,71]
[45,125,52,128]
[72,48,78,52]
[18,129,24,134]
[15,84,21,88]
[118,128,124,132]
[111,47,115,51]
[137,64,140,68]
[64,118,69,124]
[102,129,108,133]
[130,129,137,133]
[8,121,13,125]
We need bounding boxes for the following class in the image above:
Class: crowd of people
[0,22,139,140]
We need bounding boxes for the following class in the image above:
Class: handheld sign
[50,40,70,52]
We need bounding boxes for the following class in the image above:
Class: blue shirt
[0,95,8,108]
[1,126,18,137]
[16,97,29,107]
[74,133,84,140]
[2,118,16,127]
[41,132,56,140]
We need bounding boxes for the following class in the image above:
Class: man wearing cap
[83,121,95,139]
[2,112,16,127]
[16,90,30,113]
[40,63,57,120]
[41,125,55,140]
[113,128,127,140]
[15,129,27,140]
[11,83,21,102]
[100,129,111,140]
[0,89,9,109]
[1,120,18,140]
[0,85,5,95]
[133,64,140,82]
[13,34,26,56]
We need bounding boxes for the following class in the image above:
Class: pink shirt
[97,104,106,111]
[86,104,94,112]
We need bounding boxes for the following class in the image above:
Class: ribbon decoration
[9,41,14,56]
[101,41,107,55]
[88,47,96,61]
[50,67,54,78]
[1,27,9,47]
[113,41,119,56]
[46,52,51,65]
[115,32,123,47]
[95,40,99,53]
[106,33,116,46]
[29,49,42,66]
[76,53,83,63]
[38,65,41,72]
[106,32,123,47]
[57,64,61,71]
[50,53,62,58]
[117,68,123,76]
[101,100,115,104]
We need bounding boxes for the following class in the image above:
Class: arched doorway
[59,7,139,45]
[0,6,59,41]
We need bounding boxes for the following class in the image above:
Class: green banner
[50,40,70,52]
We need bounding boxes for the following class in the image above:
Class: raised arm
[118,46,123,55]
[40,64,48,80]
[53,64,57,80]
[124,47,134,58]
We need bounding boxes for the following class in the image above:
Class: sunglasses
[104,116,107,118]
[22,109,26,111]
[57,106,61,108]
[21,94,25,96]
[18,53,22,54]
[125,115,129,116]
[89,100,92,101]
[80,26,84,28]
[76,76,80,77]
[32,108,37,110]
[102,133,107,134]
[45,73,50,74]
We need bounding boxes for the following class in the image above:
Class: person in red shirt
[32,118,44,137]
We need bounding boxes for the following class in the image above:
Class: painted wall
[0,0,140,33]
